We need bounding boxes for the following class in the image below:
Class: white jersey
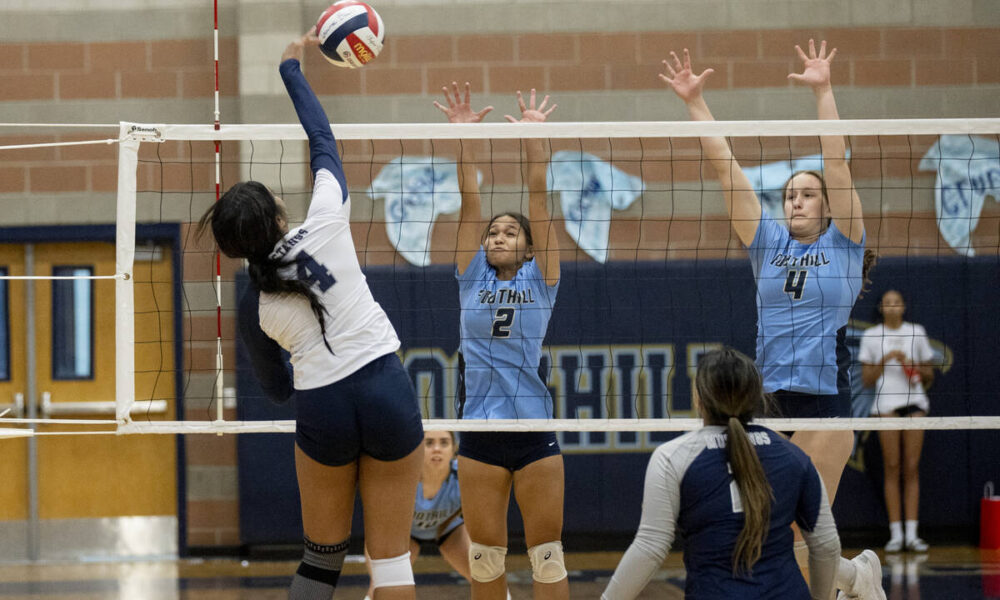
[258,168,400,390]
[859,322,935,415]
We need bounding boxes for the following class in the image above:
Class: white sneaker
[884,537,903,552]
[851,549,887,600]
[905,536,929,552]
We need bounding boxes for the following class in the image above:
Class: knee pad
[370,551,413,589]
[528,541,567,584]
[469,542,507,582]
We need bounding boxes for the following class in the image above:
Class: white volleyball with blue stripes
[316,1,384,68]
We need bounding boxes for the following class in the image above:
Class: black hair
[198,181,333,354]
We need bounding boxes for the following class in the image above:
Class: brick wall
[1,6,997,550]
[302,27,999,96]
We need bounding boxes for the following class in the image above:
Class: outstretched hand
[434,82,494,123]
[281,28,321,63]
[504,89,557,123]
[788,39,837,89]
[659,49,714,103]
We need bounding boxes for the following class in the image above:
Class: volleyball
[316,1,384,68]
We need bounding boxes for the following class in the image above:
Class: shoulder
[651,430,710,472]
[457,247,490,283]
[824,219,866,249]
[862,324,883,338]
[313,168,348,206]
[910,322,928,336]
[749,210,786,249]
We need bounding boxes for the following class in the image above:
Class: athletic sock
[904,520,919,542]
[889,520,903,543]
[836,556,857,592]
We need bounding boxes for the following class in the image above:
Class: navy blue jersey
[604,425,840,600]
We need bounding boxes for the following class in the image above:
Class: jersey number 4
[295,251,336,292]
[491,308,515,338]
[783,270,808,300]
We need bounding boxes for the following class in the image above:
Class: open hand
[504,89,557,123]
[788,39,837,89]
[433,82,494,123]
[659,49,714,103]
[281,28,321,63]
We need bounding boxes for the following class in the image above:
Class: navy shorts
[767,390,851,419]
[295,353,424,466]
[458,431,560,472]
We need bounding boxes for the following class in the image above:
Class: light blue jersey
[457,248,559,419]
[748,213,865,395]
[411,460,463,541]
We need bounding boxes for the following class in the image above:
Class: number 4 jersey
[457,248,559,419]
[257,168,400,390]
[748,212,865,395]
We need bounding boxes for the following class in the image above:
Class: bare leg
[459,456,514,600]
[879,429,903,524]
[901,420,925,524]
[291,445,359,598]
[439,523,473,581]
[513,455,569,600]
[359,445,424,600]
[295,445,359,543]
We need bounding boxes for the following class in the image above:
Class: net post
[115,123,141,424]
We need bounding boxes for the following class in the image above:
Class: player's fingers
[504,114,518,123]
[794,44,808,63]
[827,47,838,62]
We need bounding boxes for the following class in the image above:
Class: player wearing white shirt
[860,290,937,553]
[199,32,423,600]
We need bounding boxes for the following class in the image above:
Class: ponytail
[859,249,877,299]
[247,260,334,355]
[726,416,773,576]
[198,180,334,355]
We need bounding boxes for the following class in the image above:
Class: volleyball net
[1,118,998,437]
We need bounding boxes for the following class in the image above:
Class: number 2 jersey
[603,425,841,600]
[238,58,400,397]
[748,212,865,395]
[457,248,559,419]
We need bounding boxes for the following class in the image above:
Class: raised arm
[434,82,493,275]
[505,90,559,285]
[661,49,761,246]
[279,31,348,201]
[789,39,864,244]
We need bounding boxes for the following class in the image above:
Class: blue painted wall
[237,256,1000,548]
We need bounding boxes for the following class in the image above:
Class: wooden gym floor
[0,547,998,599]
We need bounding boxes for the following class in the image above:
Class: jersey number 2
[491,308,515,338]
[295,251,336,292]
[783,270,808,300]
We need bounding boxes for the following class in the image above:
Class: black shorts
[458,431,560,472]
[892,405,927,418]
[767,390,851,419]
[295,353,424,466]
